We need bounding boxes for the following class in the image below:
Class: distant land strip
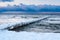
[0,12,60,15]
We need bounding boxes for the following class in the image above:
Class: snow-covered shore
[0,30,60,40]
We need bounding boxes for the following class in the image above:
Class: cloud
[0,0,14,2]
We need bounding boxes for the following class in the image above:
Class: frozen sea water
[0,15,60,40]
[0,15,49,30]
[0,15,60,32]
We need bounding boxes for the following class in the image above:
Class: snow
[45,17,60,24]
[0,15,60,40]
[45,21,60,24]
[0,18,37,29]
[0,30,60,40]
[0,15,48,30]
[48,18,60,21]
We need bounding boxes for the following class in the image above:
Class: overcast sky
[0,0,60,7]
